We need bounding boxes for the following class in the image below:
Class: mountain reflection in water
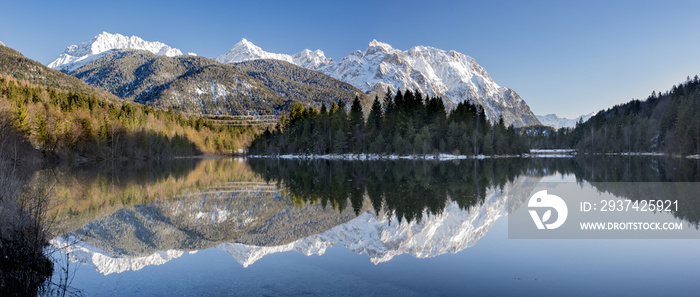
[50,157,700,275]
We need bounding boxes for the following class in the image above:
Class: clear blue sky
[2,0,700,118]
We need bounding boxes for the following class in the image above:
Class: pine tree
[14,100,29,134]
[35,113,48,146]
[349,96,365,152]
[332,128,347,153]
[367,96,383,138]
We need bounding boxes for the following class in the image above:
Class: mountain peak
[95,31,114,38]
[292,49,331,68]
[368,39,392,48]
[216,39,294,65]
[536,112,595,129]
[228,38,265,54]
[366,39,394,55]
[236,38,255,47]
[48,32,183,72]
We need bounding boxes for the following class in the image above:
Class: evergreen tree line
[249,89,528,155]
[0,74,258,161]
[525,76,700,155]
[249,158,532,223]
[250,156,700,225]
[519,125,574,149]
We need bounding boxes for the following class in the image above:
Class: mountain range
[215,38,540,126]
[48,32,541,126]
[52,33,368,115]
[215,38,331,69]
[536,112,595,129]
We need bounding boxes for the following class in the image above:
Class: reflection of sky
[54,175,700,296]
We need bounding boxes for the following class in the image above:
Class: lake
[43,156,700,296]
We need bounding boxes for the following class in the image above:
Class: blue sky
[2,0,700,118]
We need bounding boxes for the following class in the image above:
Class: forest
[526,76,700,155]
[249,89,528,156]
[0,74,258,162]
[250,156,700,226]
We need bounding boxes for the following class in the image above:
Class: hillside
[575,77,700,154]
[0,44,257,161]
[538,76,700,155]
[70,50,289,115]
[233,59,371,109]
[0,44,120,101]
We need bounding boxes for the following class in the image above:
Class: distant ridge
[48,32,183,72]
[536,113,595,129]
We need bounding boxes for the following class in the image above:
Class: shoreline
[246,150,694,161]
[247,152,569,161]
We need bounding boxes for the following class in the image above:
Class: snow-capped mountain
[216,38,331,69]
[47,32,183,72]
[46,34,540,125]
[69,50,289,115]
[292,49,332,69]
[52,236,188,275]
[216,38,295,65]
[217,39,540,127]
[536,112,594,129]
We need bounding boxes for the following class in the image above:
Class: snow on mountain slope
[216,38,295,64]
[217,39,539,126]
[215,38,331,69]
[47,32,183,72]
[536,112,595,129]
[317,40,541,126]
[292,49,332,69]
[52,236,187,275]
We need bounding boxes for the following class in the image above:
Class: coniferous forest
[525,76,700,156]
[249,90,528,156]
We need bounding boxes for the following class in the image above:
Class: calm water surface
[44,157,700,296]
